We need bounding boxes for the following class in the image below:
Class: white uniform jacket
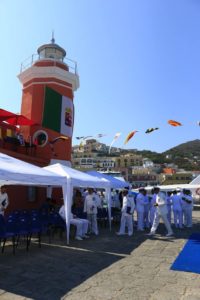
[121,196,135,216]
[136,193,145,212]
[155,193,168,215]
[0,192,9,215]
[84,194,98,214]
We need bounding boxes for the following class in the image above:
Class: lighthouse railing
[20,54,78,75]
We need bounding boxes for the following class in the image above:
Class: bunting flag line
[168,120,182,127]
[124,130,138,145]
[96,133,106,138]
[76,135,93,140]
[145,127,159,134]
[109,132,121,154]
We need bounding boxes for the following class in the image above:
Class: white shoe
[147,232,155,236]
[116,232,125,236]
[83,235,90,239]
[75,236,83,241]
[166,232,173,237]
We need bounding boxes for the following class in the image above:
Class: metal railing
[20,54,78,75]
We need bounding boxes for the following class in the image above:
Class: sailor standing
[149,187,173,237]
[143,190,150,229]
[166,191,172,224]
[0,185,9,216]
[84,188,99,235]
[117,189,135,236]
[181,189,193,228]
[136,188,146,231]
[171,190,183,229]
[149,188,156,226]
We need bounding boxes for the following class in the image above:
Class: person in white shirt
[181,189,193,228]
[84,188,99,235]
[149,187,173,237]
[59,205,89,241]
[171,190,183,228]
[149,188,156,226]
[0,185,9,216]
[116,189,135,236]
[166,191,172,224]
[143,190,150,229]
[136,188,146,231]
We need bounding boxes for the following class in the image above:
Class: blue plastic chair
[29,215,42,248]
[16,216,31,251]
[0,215,16,254]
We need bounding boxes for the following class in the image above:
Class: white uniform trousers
[143,208,150,228]
[137,211,144,230]
[182,207,193,228]
[173,209,183,228]
[70,218,89,238]
[87,213,98,235]
[150,207,156,226]
[119,213,133,236]
[151,211,173,235]
[167,205,172,224]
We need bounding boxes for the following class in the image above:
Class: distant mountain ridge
[125,139,200,170]
[163,139,200,157]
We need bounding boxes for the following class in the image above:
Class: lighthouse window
[33,130,48,147]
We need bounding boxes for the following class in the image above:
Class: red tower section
[18,37,79,166]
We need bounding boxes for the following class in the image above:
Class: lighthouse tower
[18,37,79,165]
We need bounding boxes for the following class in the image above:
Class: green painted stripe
[42,86,62,132]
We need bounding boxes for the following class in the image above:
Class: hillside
[162,139,200,170]
[125,140,200,170]
[73,139,200,170]
[164,139,200,157]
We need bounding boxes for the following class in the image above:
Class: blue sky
[0,0,200,153]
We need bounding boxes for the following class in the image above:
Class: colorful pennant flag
[145,127,159,134]
[168,120,182,127]
[124,131,138,145]
[109,132,121,154]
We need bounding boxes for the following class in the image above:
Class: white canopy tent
[86,170,130,189]
[0,153,66,187]
[190,175,200,185]
[0,153,75,242]
[44,164,112,241]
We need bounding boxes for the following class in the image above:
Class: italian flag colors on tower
[42,86,74,137]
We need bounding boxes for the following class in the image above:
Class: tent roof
[0,152,66,186]
[86,170,129,189]
[190,175,200,185]
[44,164,110,189]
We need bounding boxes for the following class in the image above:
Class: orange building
[18,37,79,165]
[0,38,79,212]
[163,168,176,175]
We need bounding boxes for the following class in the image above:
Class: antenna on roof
[51,30,55,44]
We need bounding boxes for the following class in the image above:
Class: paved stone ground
[0,210,200,300]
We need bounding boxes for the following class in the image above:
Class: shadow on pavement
[0,225,147,300]
[0,219,200,300]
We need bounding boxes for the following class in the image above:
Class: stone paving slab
[0,210,200,299]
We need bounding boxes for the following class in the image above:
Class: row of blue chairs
[1,210,66,254]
